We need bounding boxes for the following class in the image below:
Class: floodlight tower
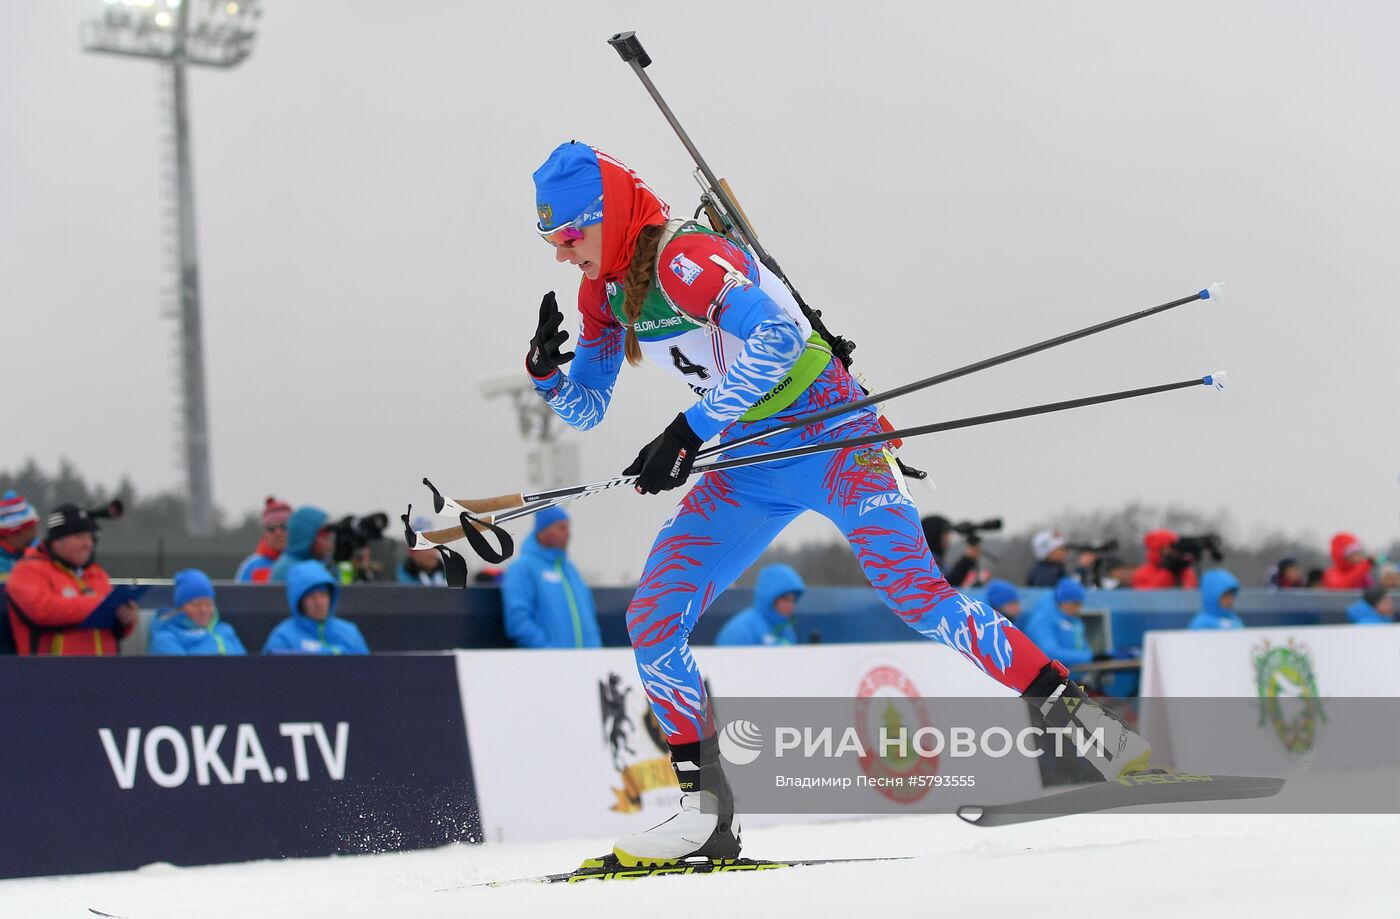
[81,0,262,535]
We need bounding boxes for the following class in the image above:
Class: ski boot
[1024,661,1152,781]
[613,734,742,867]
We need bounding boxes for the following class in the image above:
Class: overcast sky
[4,2,1398,582]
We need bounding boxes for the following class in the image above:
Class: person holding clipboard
[4,504,142,656]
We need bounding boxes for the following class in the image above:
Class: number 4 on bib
[670,346,710,380]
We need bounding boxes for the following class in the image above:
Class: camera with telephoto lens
[330,513,390,563]
[1165,533,1225,573]
[1068,539,1119,555]
[87,500,124,521]
[952,518,1003,547]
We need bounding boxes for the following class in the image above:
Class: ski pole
[432,284,1222,516]
[411,371,1228,554]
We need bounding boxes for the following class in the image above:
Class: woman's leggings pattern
[624,426,1054,745]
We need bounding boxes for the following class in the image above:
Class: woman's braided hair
[621,223,666,366]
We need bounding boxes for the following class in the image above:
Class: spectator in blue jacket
[1189,569,1243,630]
[234,497,292,583]
[1023,577,1093,666]
[148,568,246,655]
[715,564,804,646]
[984,579,1021,623]
[267,506,333,584]
[1347,586,1395,625]
[501,506,600,649]
[263,560,369,655]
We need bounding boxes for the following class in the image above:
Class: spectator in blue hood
[1348,586,1395,625]
[501,506,600,648]
[148,569,247,655]
[1022,577,1093,666]
[263,560,369,655]
[716,564,805,646]
[985,579,1021,623]
[1189,569,1243,630]
[267,506,333,584]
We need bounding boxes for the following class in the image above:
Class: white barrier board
[454,642,1023,844]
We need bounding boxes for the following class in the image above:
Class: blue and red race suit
[530,198,1053,747]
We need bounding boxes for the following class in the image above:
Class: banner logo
[598,672,677,813]
[97,722,349,790]
[854,665,939,803]
[1252,638,1325,753]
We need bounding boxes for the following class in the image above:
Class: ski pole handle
[422,478,526,515]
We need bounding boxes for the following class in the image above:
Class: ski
[468,854,914,888]
[88,910,128,918]
[957,771,1286,827]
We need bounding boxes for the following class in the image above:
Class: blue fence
[94,583,1362,653]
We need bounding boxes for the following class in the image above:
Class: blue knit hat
[533,142,604,232]
[173,568,215,609]
[1054,576,1087,605]
[985,579,1019,611]
[533,505,569,534]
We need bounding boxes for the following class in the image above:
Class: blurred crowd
[0,489,600,658]
[0,487,1395,661]
[920,514,1400,596]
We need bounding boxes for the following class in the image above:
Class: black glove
[526,291,574,378]
[624,413,703,494]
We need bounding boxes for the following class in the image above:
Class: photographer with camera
[921,515,998,588]
[1322,532,1375,590]
[920,515,955,572]
[329,512,391,584]
[1025,529,1070,587]
[1130,529,1204,590]
[267,505,334,584]
[949,518,1000,588]
[1068,540,1119,588]
[5,503,137,655]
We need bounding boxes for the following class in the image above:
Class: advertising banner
[455,642,1031,844]
[0,655,479,879]
[1138,625,1400,780]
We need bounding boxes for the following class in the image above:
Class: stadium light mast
[81,0,262,535]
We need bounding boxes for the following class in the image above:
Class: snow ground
[4,812,1397,919]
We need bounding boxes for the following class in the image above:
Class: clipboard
[79,585,149,630]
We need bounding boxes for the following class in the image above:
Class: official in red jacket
[5,504,137,655]
[1322,532,1374,590]
[1130,529,1200,590]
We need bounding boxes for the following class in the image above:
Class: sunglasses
[539,195,602,248]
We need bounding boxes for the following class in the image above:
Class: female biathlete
[525,142,1149,866]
